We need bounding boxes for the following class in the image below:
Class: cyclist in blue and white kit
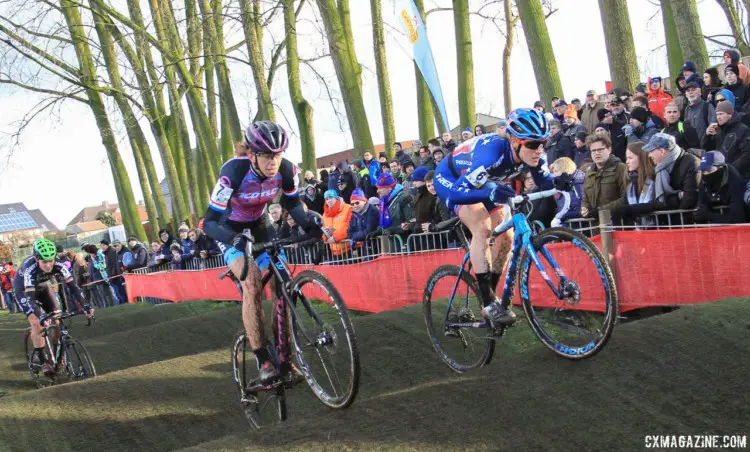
[434,108,570,327]
[203,121,320,383]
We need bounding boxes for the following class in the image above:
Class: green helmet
[33,238,57,262]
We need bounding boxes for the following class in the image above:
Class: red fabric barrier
[124,227,750,312]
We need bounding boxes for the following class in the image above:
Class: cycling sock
[490,271,502,292]
[254,347,271,366]
[34,347,46,364]
[475,272,497,308]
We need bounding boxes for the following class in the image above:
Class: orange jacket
[647,80,672,123]
[322,199,353,255]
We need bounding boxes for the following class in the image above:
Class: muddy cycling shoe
[258,361,280,384]
[42,362,55,377]
[482,301,517,327]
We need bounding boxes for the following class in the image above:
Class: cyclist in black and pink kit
[203,120,320,383]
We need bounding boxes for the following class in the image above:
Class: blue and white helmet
[507,108,550,141]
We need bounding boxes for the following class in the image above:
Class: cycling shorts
[14,284,61,319]
[433,168,502,216]
[217,216,272,269]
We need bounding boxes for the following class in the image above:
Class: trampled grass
[0,298,747,451]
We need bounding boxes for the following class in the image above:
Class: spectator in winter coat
[322,190,353,256]
[126,236,148,270]
[552,100,567,123]
[408,167,435,233]
[318,169,330,193]
[460,128,473,142]
[611,142,657,226]
[647,76,672,123]
[440,132,457,153]
[393,142,414,168]
[724,48,750,85]
[100,239,119,280]
[703,101,750,181]
[268,204,284,235]
[336,171,355,204]
[188,228,220,260]
[545,120,565,165]
[581,90,604,134]
[600,98,629,162]
[389,160,405,184]
[634,95,665,129]
[157,228,175,263]
[418,146,436,170]
[643,133,701,213]
[581,133,629,219]
[362,150,381,191]
[573,131,592,168]
[376,173,414,236]
[423,171,456,233]
[695,151,749,224]
[302,184,324,214]
[684,82,717,139]
[148,242,166,267]
[682,61,704,89]
[624,107,659,145]
[303,170,318,186]
[432,148,445,165]
[561,106,585,152]
[474,124,486,137]
[723,64,748,108]
[703,67,724,104]
[347,188,379,244]
[169,243,185,270]
[594,122,610,136]
[177,222,195,261]
[327,162,340,190]
[523,172,556,227]
[548,158,584,227]
[662,102,701,151]
[671,74,688,116]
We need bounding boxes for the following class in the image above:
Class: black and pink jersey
[208,156,300,223]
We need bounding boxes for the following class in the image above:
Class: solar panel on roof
[0,212,39,232]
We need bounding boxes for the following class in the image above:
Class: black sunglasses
[521,140,546,150]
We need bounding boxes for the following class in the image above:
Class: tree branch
[0,16,74,45]
[0,21,80,75]
[0,78,89,103]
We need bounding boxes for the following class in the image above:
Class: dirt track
[0,299,748,451]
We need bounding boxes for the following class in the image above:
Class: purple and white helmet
[243,120,289,154]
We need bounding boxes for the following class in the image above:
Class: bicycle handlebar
[510,188,560,208]
[39,310,94,326]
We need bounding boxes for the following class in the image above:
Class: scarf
[379,184,403,229]
[654,147,683,203]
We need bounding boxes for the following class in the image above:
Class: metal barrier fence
[564,206,731,234]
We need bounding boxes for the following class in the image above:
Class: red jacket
[1,269,15,291]
[647,79,672,123]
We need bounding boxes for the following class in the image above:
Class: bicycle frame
[444,210,568,330]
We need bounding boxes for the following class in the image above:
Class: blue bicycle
[423,189,618,372]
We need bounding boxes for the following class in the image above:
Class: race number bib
[465,165,488,188]
[209,177,233,210]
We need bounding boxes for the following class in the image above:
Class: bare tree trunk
[502,0,517,115]
[660,0,684,80]
[598,0,640,91]
[453,0,476,130]
[239,0,276,121]
[370,0,396,152]
[668,0,710,73]
[516,0,564,103]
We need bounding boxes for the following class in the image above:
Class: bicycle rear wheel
[62,336,96,381]
[518,227,618,359]
[423,265,496,373]
[289,270,359,409]
[231,332,287,429]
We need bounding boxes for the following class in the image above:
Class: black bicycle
[24,310,96,388]
[223,236,360,429]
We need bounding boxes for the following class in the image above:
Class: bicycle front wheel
[289,270,360,409]
[62,336,96,381]
[423,265,496,373]
[231,332,287,429]
[518,227,618,359]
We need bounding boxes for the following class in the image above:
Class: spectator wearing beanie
[351,159,372,196]
[375,173,414,236]
[157,228,175,263]
[594,122,611,135]
[460,128,473,142]
[408,167,436,234]
[694,151,749,224]
[703,101,750,181]
[347,188,379,246]
[600,97,629,162]
[647,76,673,123]
[303,183,324,214]
[177,222,195,261]
[723,64,747,108]
[661,102,701,151]
[724,49,750,86]
[169,243,186,270]
[126,236,148,270]
[643,133,701,215]
[624,106,659,144]
[671,73,689,116]
[432,147,445,165]
[573,131,592,168]
[581,90,604,134]
[553,100,567,123]
[545,119,566,165]
[682,61,704,89]
[684,81,717,138]
[321,190,353,257]
[562,105,585,144]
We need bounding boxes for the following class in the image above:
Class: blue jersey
[434,134,554,209]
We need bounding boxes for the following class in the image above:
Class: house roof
[315,140,419,169]
[27,209,59,232]
[0,203,28,215]
[67,201,119,225]
[66,221,108,234]
[112,205,149,223]
[450,113,505,135]
[0,203,58,233]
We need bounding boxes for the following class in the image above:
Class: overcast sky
[0,0,728,229]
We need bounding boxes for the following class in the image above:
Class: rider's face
[38,260,54,273]
[253,152,282,177]
[513,138,545,167]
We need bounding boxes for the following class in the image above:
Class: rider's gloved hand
[489,184,516,204]
[553,173,573,191]
[232,230,254,252]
